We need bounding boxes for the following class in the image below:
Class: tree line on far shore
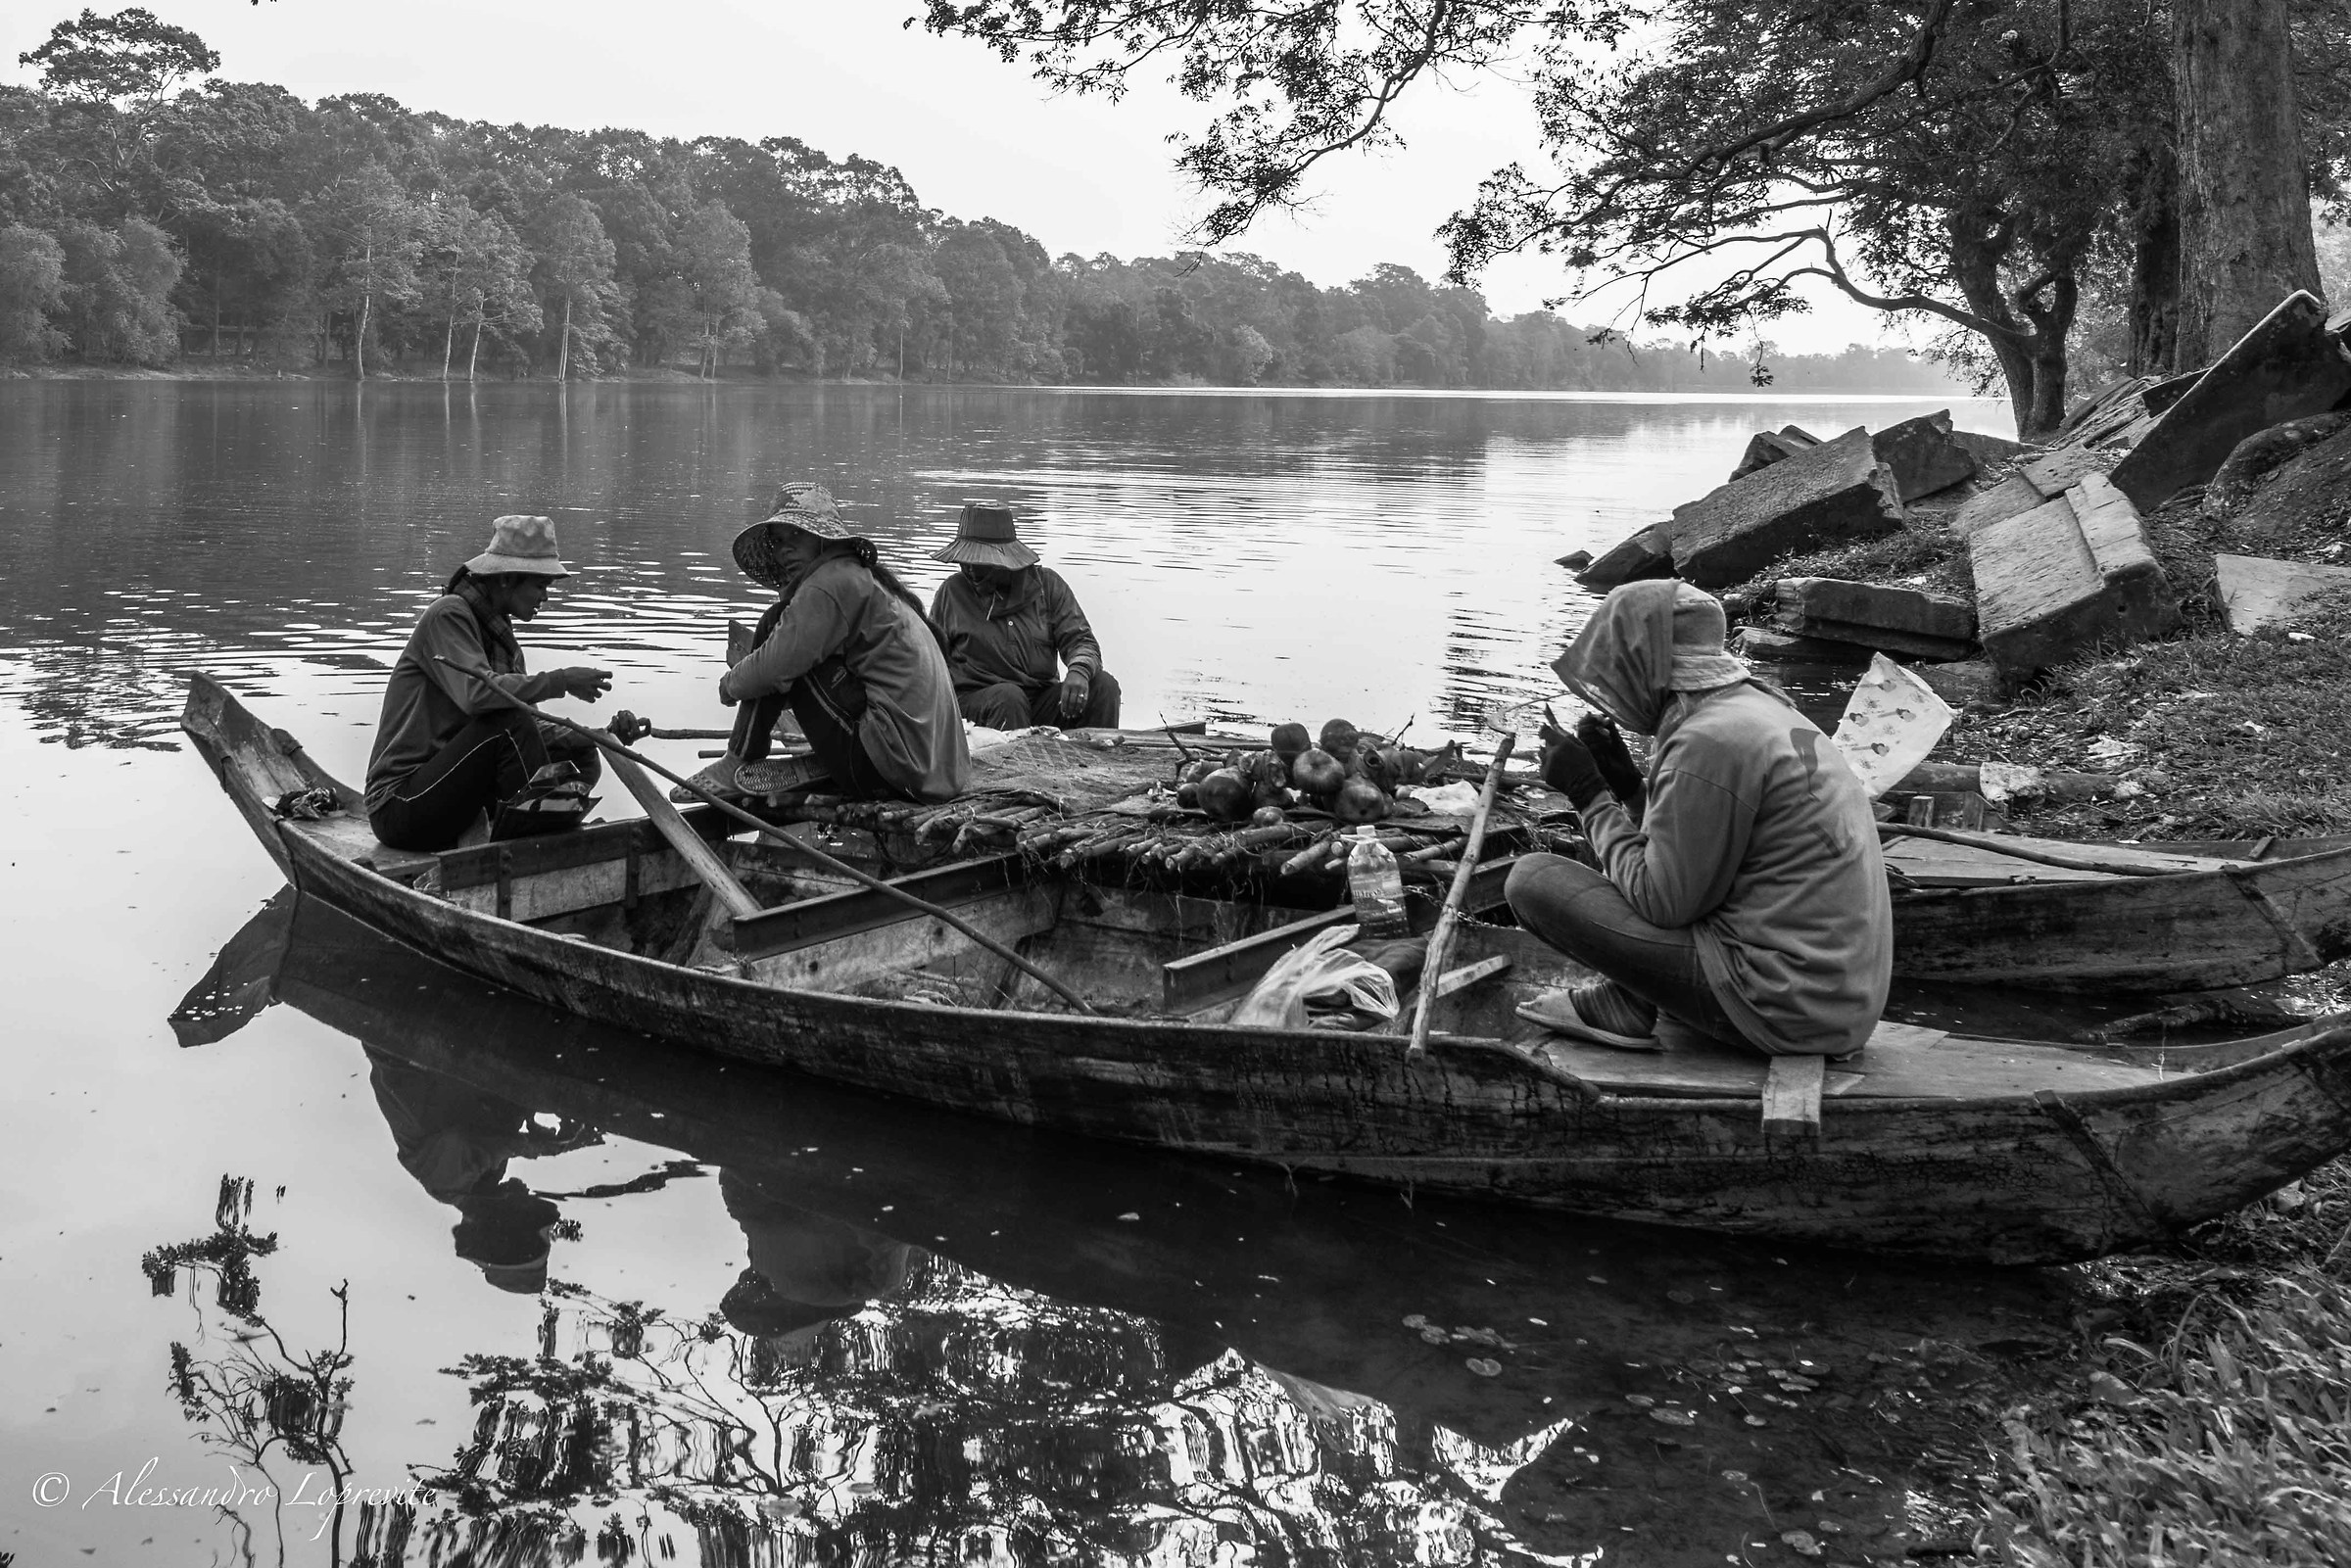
[0,9,1960,393]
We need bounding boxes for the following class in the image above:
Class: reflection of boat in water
[184,674,2351,1263]
[179,892,2069,1565]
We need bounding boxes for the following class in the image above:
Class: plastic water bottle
[1347,826,1409,939]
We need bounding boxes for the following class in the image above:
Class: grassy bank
[1732,449,2351,1566]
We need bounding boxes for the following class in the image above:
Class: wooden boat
[183,673,2351,1264]
[1886,827,2351,991]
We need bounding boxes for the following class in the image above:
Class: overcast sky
[5,0,1899,354]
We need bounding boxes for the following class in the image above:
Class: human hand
[558,666,613,702]
[716,674,739,709]
[1058,668,1091,719]
[1539,730,1610,812]
[1575,712,1648,816]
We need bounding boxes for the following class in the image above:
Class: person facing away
[364,515,613,852]
[714,482,970,801]
[927,499,1123,732]
[1505,579,1893,1056]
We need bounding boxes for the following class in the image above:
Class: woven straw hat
[464,514,572,577]
[733,482,872,583]
[933,499,1039,569]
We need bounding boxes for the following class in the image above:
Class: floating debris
[1465,1356,1502,1378]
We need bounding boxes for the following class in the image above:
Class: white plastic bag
[1831,653,1953,798]
[1230,924,1402,1029]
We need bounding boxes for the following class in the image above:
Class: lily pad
[1648,1407,1696,1428]
[1466,1356,1503,1377]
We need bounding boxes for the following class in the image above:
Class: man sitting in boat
[1507,580,1892,1056]
[715,483,971,801]
[364,515,613,852]
[928,499,1123,732]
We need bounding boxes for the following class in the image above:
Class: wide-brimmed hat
[732,482,872,584]
[465,514,572,578]
[933,499,1039,569]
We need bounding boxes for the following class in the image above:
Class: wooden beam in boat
[1429,955,1511,1000]
[437,812,724,892]
[730,852,1035,961]
[1762,1055,1825,1140]
[607,752,763,923]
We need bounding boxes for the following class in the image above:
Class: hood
[1552,580,1744,736]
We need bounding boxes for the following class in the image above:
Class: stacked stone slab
[2214,554,2351,634]
[2108,291,2351,511]
[1768,577,1978,661]
[1729,411,1982,501]
[1662,426,1905,590]
[1729,425,1821,482]
[1868,410,1980,501]
[1969,472,2181,680]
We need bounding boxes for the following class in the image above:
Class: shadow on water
[161,890,2075,1565]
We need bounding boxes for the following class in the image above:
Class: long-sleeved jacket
[721,557,970,802]
[365,585,564,812]
[928,567,1103,695]
[1580,684,1892,1057]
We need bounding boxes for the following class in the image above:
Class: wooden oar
[1407,732,1516,1060]
[436,660,1096,1014]
[1876,820,2219,878]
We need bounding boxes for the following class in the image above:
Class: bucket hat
[465,514,572,577]
[462,514,568,576]
[732,482,872,584]
[932,499,1039,569]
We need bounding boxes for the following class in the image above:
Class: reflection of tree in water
[9,639,193,750]
[143,1174,360,1565]
[360,1250,1569,1566]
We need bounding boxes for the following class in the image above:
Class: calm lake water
[0,381,2044,1566]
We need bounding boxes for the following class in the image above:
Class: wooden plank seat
[730,851,1034,962]
[429,811,732,923]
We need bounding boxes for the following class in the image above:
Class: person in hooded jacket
[1505,579,1892,1056]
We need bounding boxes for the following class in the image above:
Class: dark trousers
[729,658,896,799]
[370,714,601,852]
[957,668,1123,732]
[1503,852,1755,1048]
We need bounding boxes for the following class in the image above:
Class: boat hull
[186,675,2351,1264]
[1894,847,2351,990]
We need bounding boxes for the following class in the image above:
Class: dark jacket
[928,567,1103,695]
[722,557,970,802]
[365,582,563,813]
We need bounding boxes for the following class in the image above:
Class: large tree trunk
[2172,0,2322,367]
[355,293,370,381]
[469,316,483,382]
[2126,146,2181,375]
[558,296,572,382]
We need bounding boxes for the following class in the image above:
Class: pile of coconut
[1174,720,1463,825]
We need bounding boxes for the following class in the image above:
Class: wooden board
[1882,834,2233,886]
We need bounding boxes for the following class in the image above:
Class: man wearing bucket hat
[717,483,970,801]
[1506,580,1891,1057]
[927,500,1122,733]
[365,515,613,851]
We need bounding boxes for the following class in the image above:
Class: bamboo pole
[1408,734,1516,1060]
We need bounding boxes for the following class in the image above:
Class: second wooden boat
[1884,826,2351,991]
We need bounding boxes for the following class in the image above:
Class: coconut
[1197,768,1255,822]
[1180,757,1220,785]
[1289,746,1346,799]
[1250,805,1286,829]
[1319,719,1361,765]
[1270,722,1312,762]
[1176,782,1200,809]
[1239,749,1289,789]
[1354,746,1404,792]
[1332,778,1388,825]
